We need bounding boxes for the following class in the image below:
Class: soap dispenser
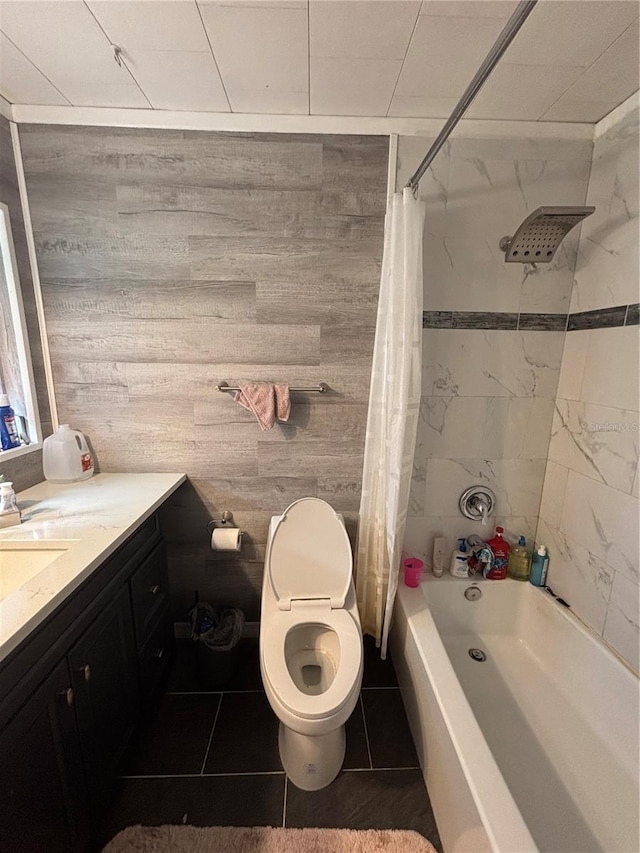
[508,535,531,581]
[449,538,469,578]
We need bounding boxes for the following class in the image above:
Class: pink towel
[234,382,291,431]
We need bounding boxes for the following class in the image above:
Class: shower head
[499,206,595,263]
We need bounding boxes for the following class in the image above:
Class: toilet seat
[262,607,362,721]
[268,498,352,611]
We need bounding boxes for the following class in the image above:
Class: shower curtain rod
[405,0,538,193]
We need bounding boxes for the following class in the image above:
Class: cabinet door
[130,541,169,649]
[69,583,138,814]
[0,660,89,853]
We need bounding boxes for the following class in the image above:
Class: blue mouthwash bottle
[0,395,21,451]
[530,545,549,587]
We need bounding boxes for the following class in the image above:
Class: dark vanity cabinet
[0,660,89,852]
[0,514,174,852]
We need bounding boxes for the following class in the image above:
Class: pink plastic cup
[403,558,424,588]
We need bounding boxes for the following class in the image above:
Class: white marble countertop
[0,472,186,664]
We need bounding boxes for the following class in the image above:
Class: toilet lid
[268,498,353,610]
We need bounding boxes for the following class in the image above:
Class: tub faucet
[459,486,496,526]
[475,498,489,526]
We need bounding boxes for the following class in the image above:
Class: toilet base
[279,722,345,791]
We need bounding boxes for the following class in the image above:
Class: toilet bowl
[259,498,363,791]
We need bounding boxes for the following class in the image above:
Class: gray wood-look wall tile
[21,127,387,616]
[42,280,257,323]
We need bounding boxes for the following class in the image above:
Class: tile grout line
[343,766,421,773]
[200,693,223,775]
[359,694,374,770]
[282,775,288,828]
[167,689,264,696]
[119,771,286,779]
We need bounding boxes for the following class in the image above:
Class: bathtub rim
[395,580,539,853]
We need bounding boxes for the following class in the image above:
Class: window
[0,201,41,456]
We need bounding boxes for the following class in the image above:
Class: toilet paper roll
[210,526,242,552]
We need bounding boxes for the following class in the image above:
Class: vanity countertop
[0,472,186,665]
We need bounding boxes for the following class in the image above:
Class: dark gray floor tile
[343,696,371,770]
[96,774,285,848]
[167,638,263,693]
[285,768,442,850]
[362,635,398,688]
[203,692,281,773]
[362,689,418,768]
[120,694,220,776]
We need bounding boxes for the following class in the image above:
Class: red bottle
[486,526,510,580]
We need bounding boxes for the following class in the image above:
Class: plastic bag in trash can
[189,602,244,652]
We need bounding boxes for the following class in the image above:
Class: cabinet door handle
[60,687,74,707]
[153,648,165,660]
[149,584,160,595]
[76,664,91,683]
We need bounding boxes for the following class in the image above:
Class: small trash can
[189,601,245,688]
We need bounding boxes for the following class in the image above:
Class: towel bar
[216,382,328,393]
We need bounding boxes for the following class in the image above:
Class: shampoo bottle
[449,538,469,578]
[432,537,446,577]
[0,395,21,451]
[486,526,510,579]
[530,545,549,587]
[508,535,531,581]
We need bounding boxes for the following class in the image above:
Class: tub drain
[468,648,486,662]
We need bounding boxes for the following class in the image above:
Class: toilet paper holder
[207,510,236,532]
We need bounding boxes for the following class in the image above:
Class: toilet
[259,497,363,791]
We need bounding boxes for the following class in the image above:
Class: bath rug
[102,824,438,853]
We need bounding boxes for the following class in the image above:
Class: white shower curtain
[355,188,425,658]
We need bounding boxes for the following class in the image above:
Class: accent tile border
[423,311,566,331]
[423,304,639,332]
[567,305,627,331]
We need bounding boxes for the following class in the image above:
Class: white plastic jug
[43,425,95,483]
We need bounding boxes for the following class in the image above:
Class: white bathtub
[390,577,639,853]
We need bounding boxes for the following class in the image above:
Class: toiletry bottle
[486,526,510,579]
[0,394,21,451]
[449,537,469,578]
[432,537,446,577]
[530,545,550,587]
[508,535,531,581]
[0,481,21,528]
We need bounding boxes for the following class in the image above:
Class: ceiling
[0,0,638,123]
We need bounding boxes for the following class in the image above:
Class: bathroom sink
[0,541,75,601]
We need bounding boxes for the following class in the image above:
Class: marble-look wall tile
[536,518,613,636]
[408,461,427,518]
[603,571,640,672]
[549,400,639,494]
[538,460,569,529]
[397,133,591,315]
[422,330,564,398]
[425,458,546,519]
[448,137,594,164]
[571,107,639,314]
[580,326,640,412]
[561,471,639,584]
[555,329,589,400]
[418,396,555,460]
